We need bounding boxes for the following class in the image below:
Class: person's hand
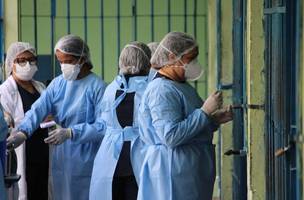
[211,105,233,125]
[201,91,223,115]
[7,132,27,150]
[43,114,54,122]
[4,111,14,128]
[44,128,72,145]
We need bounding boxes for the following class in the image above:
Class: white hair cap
[147,42,159,56]
[54,34,93,68]
[5,42,36,78]
[150,32,198,69]
[119,41,151,75]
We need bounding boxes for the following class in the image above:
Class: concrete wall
[219,0,234,199]
[207,0,234,199]
[245,0,266,199]
[3,0,19,78]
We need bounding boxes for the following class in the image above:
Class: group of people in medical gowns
[0,31,233,200]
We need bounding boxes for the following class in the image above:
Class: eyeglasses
[14,57,37,67]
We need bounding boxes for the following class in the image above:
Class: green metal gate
[19,0,208,97]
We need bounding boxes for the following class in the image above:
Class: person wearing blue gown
[6,35,107,200]
[147,42,158,82]
[0,106,8,200]
[137,32,233,200]
[90,42,151,200]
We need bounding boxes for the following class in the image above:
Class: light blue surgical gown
[18,73,107,200]
[138,77,218,200]
[90,75,148,200]
[0,108,8,200]
[147,68,157,82]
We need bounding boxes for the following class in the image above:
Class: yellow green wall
[219,0,234,199]
[4,0,19,78]
[246,0,266,199]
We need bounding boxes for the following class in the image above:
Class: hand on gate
[201,90,223,115]
[211,105,233,125]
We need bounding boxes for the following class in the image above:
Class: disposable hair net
[54,35,93,68]
[147,42,159,56]
[150,32,198,69]
[119,41,151,75]
[5,42,36,78]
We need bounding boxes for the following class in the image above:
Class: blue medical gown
[138,77,218,200]
[0,108,8,200]
[90,75,148,200]
[18,73,107,200]
[147,68,157,82]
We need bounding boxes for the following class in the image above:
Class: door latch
[224,149,247,156]
[232,104,265,110]
[275,145,290,157]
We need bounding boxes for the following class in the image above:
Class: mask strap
[159,43,175,56]
[76,41,85,65]
[159,43,183,64]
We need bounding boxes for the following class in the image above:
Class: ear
[12,64,16,73]
[79,57,86,65]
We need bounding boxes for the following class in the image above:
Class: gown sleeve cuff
[200,109,220,132]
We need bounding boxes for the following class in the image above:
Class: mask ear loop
[76,41,85,66]
[159,43,184,66]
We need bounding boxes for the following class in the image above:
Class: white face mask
[14,62,38,81]
[61,63,81,81]
[181,58,204,81]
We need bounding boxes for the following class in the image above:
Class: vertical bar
[242,0,247,156]
[150,0,154,41]
[132,0,137,41]
[294,0,302,197]
[204,16,208,98]
[84,0,88,42]
[67,0,70,34]
[167,0,171,32]
[0,0,4,82]
[184,0,187,32]
[265,1,273,198]
[33,0,38,51]
[193,0,198,90]
[51,0,56,77]
[0,0,3,65]
[232,0,247,199]
[100,0,104,79]
[117,0,121,66]
[216,0,222,198]
[18,0,21,41]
